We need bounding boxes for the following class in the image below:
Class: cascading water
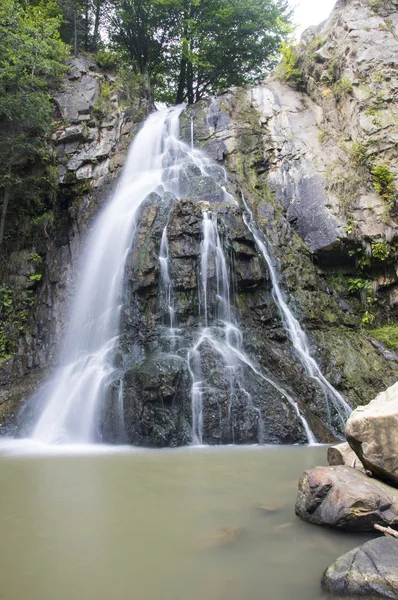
[241,195,352,428]
[188,211,315,445]
[188,211,265,445]
[28,98,344,447]
[159,225,176,345]
[30,105,186,443]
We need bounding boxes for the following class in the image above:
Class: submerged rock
[295,466,398,532]
[198,527,246,549]
[322,537,398,599]
[346,381,398,487]
[327,442,366,473]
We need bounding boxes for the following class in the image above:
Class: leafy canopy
[0,0,69,246]
[110,0,292,103]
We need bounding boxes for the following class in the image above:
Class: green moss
[370,0,383,12]
[318,129,330,144]
[370,326,398,349]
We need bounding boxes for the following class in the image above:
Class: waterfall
[30,105,186,444]
[241,195,352,428]
[28,99,342,446]
[159,226,176,345]
[189,210,315,445]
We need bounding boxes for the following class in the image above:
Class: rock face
[322,537,398,599]
[295,465,398,531]
[2,0,398,445]
[327,442,366,472]
[346,381,398,486]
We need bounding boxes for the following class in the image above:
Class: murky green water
[0,443,372,600]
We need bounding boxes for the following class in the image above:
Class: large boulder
[295,465,398,532]
[346,381,398,487]
[327,442,366,473]
[322,537,398,599]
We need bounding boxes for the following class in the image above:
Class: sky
[290,0,337,38]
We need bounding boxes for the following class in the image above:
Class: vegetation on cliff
[0,0,69,249]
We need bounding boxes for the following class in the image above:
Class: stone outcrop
[322,537,398,599]
[295,465,398,531]
[327,441,366,472]
[179,0,398,417]
[346,380,398,486]
[2,0,398,445]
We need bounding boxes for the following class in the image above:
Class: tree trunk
[176,57,187,104]
[74,6,78,56]
[187,61,194,104]
[0,185,11,250]
[84,1,89,52]
[93,0,101,52]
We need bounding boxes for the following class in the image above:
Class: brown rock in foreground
[327,442,366,473]
[346,381,398,487]
[322,537,398,598]
[295,465,398,532]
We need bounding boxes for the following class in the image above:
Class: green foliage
[0,285,35,359]
[348,247,372,269]
[110,0,292,103]
[370,326,398,349]
[333,77,353,100]
[347,277,372,295]
[31,210,56,236]
[362,311,375,327]
[349,142,368,167]
[277,42,306,90]
[28,252,42,264]
[96,49,119,70]
[371,241,391,261]
[29,273,42,282]
[371,164,396,205]
[0,0,69,245]
[93,81,113,120]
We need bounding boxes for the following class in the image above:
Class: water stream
[241,196,352,428]
[28,103,348,446]
[30,105,186,443]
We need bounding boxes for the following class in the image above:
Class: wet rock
[295,466,398,532]
[346,381,398,487]
[327,442,366,473]
[322,537,398,599]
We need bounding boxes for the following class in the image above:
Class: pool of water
[0,442,372,600]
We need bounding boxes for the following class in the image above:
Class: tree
[110,0,291,103]
[0,0,69,249]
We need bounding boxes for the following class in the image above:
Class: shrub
[371,164,396,204]
[349,142,368,167]
[277,42,306,91]
[333,77,353,100]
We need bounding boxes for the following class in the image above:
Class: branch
[374,524,398,538]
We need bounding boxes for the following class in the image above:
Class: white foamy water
[241,195,352,429]
[31,106,187,443]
